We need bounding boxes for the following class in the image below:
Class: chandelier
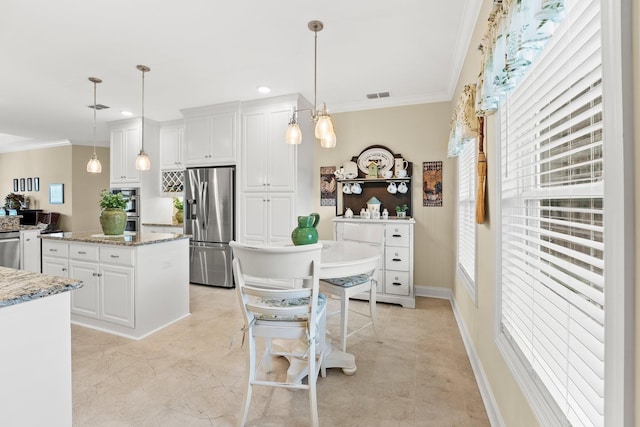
[285,20,336,148]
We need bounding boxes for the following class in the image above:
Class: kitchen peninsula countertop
[0,266,82,308]
[39,231,189,246]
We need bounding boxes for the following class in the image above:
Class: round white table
[278,240,382,382]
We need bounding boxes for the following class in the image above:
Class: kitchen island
[40,231,190,340]
[0,266,82,426]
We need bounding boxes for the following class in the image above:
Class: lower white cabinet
[43,240,135,329]
[142,225,184,234]
[20,229,41,273]
[333,218,415,308]
[240,192,295,245]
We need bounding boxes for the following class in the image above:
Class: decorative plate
[356,147,395,175]
[342,161,358,179]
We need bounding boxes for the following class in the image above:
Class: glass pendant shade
[135,150,151,171]
[87,154,102,173]
[285,122,302,144]
[320,131,336,148]
[315,114,334,139]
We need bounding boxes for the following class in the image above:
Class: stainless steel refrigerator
[184,166,235,287]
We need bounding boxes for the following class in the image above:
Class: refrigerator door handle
[201,181,209,229]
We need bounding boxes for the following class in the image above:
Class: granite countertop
[142,222,183,228]
[39,231,190,246]
[0,266,82,308]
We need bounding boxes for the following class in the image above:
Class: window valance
[475,0,566,116]
[447,83,477,158]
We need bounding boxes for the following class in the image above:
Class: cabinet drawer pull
[392,234,402,237]
[392,258,402,262]
[110,254,120,258]
[50,248,57,252]
[26,238,31,242]
[78,251,86,255]
[392,282,402,286]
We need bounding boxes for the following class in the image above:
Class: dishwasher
[0,231,20,269]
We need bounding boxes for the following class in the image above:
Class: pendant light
[135,64,151,171]
[86,77,103,173]
[285,20,336,148]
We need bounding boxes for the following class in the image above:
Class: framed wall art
[34,177,40,192]
[49,183,64,204]
[19,178,25,192]
[423,161,443,207]
[13,179,18,192]
[27,178,32,191]
[320,166,337,206]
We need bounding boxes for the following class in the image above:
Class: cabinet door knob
[62,267,67,272]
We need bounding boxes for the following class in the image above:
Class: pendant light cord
[93,81,97,155]
[141,68,145,152]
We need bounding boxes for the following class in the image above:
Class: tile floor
[72,285,490,426]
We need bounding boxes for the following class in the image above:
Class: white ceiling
[0,0,481,152]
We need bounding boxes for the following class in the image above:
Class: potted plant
[4,193,25,210]
[174,197,184,224]
[395,204,409,218]
[99,190,128,235]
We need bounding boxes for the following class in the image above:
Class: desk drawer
[42,241,68,258]
[69,244,99,262]
[100,246,135,266]
[384,247,410,271]
[384,271,410,296]
[385,224,410,247]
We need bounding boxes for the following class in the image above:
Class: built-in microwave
[110,188,140,217]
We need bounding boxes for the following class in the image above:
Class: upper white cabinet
[110,119,142,185]
[181,102,239,167]
[160,122,184,170]
[109,117,159,188]
[241,104,297,193]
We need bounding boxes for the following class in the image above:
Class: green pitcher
[291,213,320,245]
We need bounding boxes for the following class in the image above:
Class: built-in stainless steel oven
[110,188,140,232]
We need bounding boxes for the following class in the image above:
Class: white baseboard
[449,297,505,427]
[414,284,452,300]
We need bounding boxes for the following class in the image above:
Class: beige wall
[0,145,110,232]
[449,0,639,426]
[312,103,455,288]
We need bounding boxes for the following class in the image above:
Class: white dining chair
[230,241,326,427]
[320,223,384,352]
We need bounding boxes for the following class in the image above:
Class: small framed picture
[20,178,25,192]
[49,183,64,204]
[13,179,18,192]
[34,177,40,192]
[27,178,32,192]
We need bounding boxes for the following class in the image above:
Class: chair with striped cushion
[320,223,384,352]
[230,241,326,427]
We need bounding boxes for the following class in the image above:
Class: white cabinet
[241,105,296,192]
[238,94,314,245]
[110,119,142,185]
[142,225,183,234]
[240,193,295,245]
[333,218,415,308]
[182,102,239,166]
[160,123,184,170]
[42,240,135,328]
[20,228,41,273]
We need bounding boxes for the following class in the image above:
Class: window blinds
[457,139,476,286]
[499,0,604,425]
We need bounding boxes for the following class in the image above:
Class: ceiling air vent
[88,104,110,110]
[366,91,391,99]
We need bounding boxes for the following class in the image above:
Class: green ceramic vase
[100,208,127,235]
[291,213,320,245]
[175,210,184,224]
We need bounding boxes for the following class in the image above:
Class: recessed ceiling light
[257,86,271,94]
[121,110,133,116]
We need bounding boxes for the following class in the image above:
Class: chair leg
[340,294,349,352]
[241,333,256,427]
[370,283,383,343]
[308,340,319,427]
